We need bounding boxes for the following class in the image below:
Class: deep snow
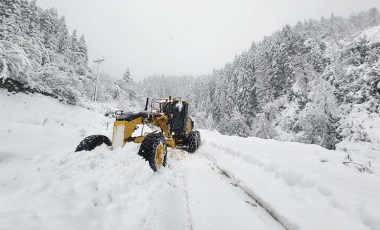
[0,90,282,230]
[201,131,380,230]
[1,90,380,230]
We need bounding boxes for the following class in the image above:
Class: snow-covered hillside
[361,25,380,44]
[1,90,380,230]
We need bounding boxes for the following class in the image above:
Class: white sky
[39,0,380,80]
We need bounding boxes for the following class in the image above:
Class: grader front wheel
[138,133,168,172]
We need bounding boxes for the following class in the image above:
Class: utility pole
[93,58,105,102]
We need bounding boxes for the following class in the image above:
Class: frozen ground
[0,90,379,230]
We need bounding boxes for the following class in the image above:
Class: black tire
[75,135,112,152]
[138,133,167,172]
[187,131,201,153]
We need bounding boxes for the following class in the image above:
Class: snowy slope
[1,90,379,230]
[201,131,380,230]
[360,25,380,44]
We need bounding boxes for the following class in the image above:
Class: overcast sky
[39,0,380,80]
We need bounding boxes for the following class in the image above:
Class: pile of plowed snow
[0,144,185,229]
[0,90,189,229]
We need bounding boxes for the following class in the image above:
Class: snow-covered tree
[77,35,88,64]
[123,68,132,82]
[296,78,339,148]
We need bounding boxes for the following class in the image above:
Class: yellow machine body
[75,97,200,171]
[111,112,177,149]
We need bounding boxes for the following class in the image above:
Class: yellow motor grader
[75,97,201,171]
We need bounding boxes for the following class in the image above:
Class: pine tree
[70,30,78,52]
[0,0,22,21]
[270,25,302,99]
[77,35,88,64]
[368,7,380,26]
[19,0,31,35]
[27,0,42,44]
[68,29,79,65]
[254,39,274,109]
[235,48,257,125]
[0,0,23,39]
[57,16,70,54]
[123,68,132,82]
[40,8,60,51]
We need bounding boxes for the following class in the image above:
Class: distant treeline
[140,8,380,149]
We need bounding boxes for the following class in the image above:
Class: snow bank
[0,90,112,157]
[0,90,188,229]
[0,144,190,230]
[200,130,380,230]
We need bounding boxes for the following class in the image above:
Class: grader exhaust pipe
[144,98,149,111]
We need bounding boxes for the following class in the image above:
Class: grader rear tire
[138,133,167,172]
[187,131,201,153]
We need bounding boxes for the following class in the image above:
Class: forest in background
[0,0,136,106]
[1,0,380,151]
[139,9,380,150]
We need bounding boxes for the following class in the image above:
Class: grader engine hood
[116,112,148,121]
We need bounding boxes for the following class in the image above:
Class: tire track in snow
[201,141,297,230]
[182,172,194,230]
[202,151,288,230]
[170,148,285,230]
[168,149,193,230]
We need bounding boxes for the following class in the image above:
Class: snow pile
[0,144,189,230]
[201,130,380,230]
[0,90,188,229]
[0,90,112,157]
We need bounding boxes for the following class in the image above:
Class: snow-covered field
[1,90,380,230]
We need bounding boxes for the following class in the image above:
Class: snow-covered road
[0,141,285,230]
[170,149,284,230]
[1,90,380,230]
[0,141,284,229]
[0,90,284,230]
